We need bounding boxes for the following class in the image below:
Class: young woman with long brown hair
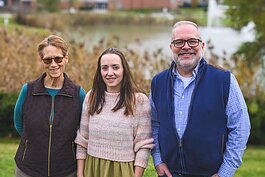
[75,48,154,177]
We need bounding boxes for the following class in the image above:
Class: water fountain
[207,0,227,27]
[203,0,255,59]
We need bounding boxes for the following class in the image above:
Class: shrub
[0,92,19,137]
[246,92,265,145]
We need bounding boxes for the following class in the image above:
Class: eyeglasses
[171,38,202,48]
[42,56,64,64]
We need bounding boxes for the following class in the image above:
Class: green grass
[234,145,265,177]
[177,8,207,26]
[0,16,49,34]
[0,16,16,26]
[0,138,19,177]
[0,138,264,177]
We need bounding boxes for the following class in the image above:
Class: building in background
[180,0,208,7]
[79,0,108,10]
[6,0,108,11]
[108,0,181,11]
[4,0,209,12]
[6,0,36,12]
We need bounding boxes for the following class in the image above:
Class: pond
[64,23,255,59]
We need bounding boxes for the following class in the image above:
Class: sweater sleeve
[75,91,91,159]
[14,83,28,136]
[133,93,154,168]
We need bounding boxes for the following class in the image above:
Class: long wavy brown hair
[89,48,141,116]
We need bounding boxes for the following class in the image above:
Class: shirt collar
[171,59,201,79]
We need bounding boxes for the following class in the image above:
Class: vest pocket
[72,141,76,161]
[22,140,28,161]
[221,135,225,157]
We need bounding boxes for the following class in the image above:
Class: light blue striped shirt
[150,63,250,177]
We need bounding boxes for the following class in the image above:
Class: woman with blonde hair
[14,35,86,177]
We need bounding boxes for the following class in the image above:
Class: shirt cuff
[134,149,151,168]
[152,152,163,167]
[76,145,87,159]
[218,162,237,177]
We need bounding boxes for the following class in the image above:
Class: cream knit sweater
[75,90,154,168]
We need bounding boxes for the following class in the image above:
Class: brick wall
[109,0,180,10]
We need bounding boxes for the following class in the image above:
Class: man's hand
[211,173,220,177]
[155,163,172,177]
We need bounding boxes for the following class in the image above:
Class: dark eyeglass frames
[42,56,64,64]
[171,38,202,48]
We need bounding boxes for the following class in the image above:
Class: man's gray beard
[174,52,203,72]
[175,58,199,72]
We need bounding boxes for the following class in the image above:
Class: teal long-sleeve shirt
[14,83,86,135]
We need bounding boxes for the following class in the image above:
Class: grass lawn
[0,138,264,177]
[0,138,19,177]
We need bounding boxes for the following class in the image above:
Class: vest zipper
[48,98,54,177]
[48,124,52,176]
[179,138,185,172]
[22,139,28,161]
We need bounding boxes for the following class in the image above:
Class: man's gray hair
[172,21,201,39]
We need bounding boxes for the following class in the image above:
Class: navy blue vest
[151,59,230,176]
